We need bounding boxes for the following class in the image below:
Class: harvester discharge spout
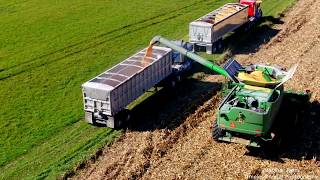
[150,35,232,80]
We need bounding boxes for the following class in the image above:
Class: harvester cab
[240,0,263,19]
[216,59,298,147]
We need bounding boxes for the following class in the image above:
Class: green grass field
[0,0,296,179]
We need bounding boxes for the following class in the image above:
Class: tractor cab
[240,0,263,19]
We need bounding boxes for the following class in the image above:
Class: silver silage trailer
[189,3,249,54]
[82,46,172,128]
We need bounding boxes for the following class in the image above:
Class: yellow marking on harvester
[243,85,272,93]
[238,70,277,85]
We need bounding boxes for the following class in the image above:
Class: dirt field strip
[73,0,320,179]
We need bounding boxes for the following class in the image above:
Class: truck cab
[240,0,262,19]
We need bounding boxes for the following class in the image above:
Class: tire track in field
[0,0,210,81]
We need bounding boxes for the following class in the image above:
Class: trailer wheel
[257,9,263,19]
[243,25,248,32]
[176,75,181,82]
[212,120,223,141]
[212,46,217,53]
[171,80,176,87]
[217,39,223,50]
[123,109,131,124]
[114,109,131,129]
[244,23,252,32]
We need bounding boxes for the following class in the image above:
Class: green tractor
[150,36,298,147]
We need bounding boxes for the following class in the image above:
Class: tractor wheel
[260,133,282,155]
[212,120,223,141]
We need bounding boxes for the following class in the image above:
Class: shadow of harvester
[126,78,222,131]
[246,92,320,162]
